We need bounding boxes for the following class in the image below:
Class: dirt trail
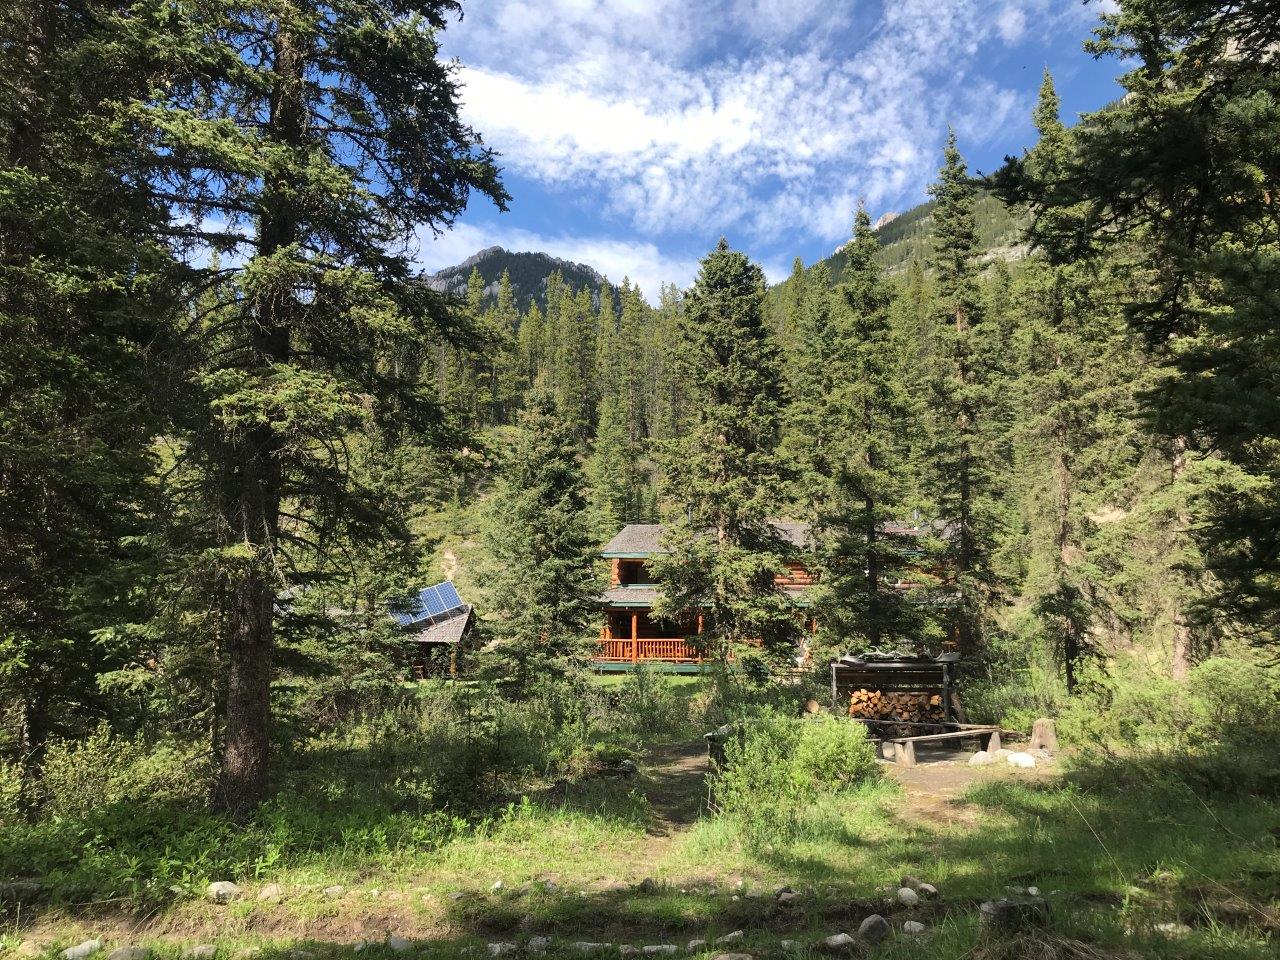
[641,739,711,833]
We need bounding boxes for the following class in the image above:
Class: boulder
[108,948,151,960]
[917,883,938,898]
[643,947,676,956]
[527,937,551,954]
[1006,752,1036,769]
[1153,922,1192,935]
[821,933,855,954]
[619,948,639,958]
[322,885,345,899]
[857,915,890,944]
[779,941,799,952]
[776,891,800,905]
[708,955,752,960]
[387,937,412,953]
[486,943,517,957]
[490,881,504,893]
[969,751,992,766]
[684,940,706,953]
[182,946,216,960]
[61,942,101,960]
[206,881,242,904]
[895,887,919,906]
[1030,718,1058,752]
[979,897,1050,932]
[257,884,283,903]
[636,878,658,894]
[899,875,923,890]
[901,921,926,935]
[713,932,743,946]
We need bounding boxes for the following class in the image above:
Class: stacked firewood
[847,688,946,723]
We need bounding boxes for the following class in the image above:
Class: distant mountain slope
[427,246,613,311]
[833,191,1029,280]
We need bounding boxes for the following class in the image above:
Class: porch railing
[595,637,701,663]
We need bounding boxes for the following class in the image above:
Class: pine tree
[0,0,168,757]
[1000,2,1280,639]
[588,394,647,534]
[481,390,600,689]
[819,206,921,649]
[141,0,507,813]
[651,240,795,664]
[923,132,999,657]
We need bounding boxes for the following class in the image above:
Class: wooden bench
[879,726,1003,767]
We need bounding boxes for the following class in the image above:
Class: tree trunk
[213,14,305,816]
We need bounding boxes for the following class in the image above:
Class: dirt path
[642,739,711,833]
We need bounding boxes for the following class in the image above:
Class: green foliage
[652,240,796,661]
[712,712,878,848]
[479,392,602,688]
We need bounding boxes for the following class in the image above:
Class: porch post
[631,612,638,662]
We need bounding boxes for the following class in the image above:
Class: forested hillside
[428,246,615,311]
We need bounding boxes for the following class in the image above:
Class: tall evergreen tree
[651,240,795,664]
[481,390,600,688]
[999,1,1280,639]
[923,132,999,657]
[0,0,169,757]
[141,0,507,813]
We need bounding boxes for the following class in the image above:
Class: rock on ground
[322,885,345,899]
[527,937,551,954]
[714,932,744,945]
[895,887,919,906]
[619,948,640,957]
[709,955,753,960]
[902,921,926,935]
[0,881,43,902]
[183,946,217,960]
[980,897,1050,931]
[1153,922,1193,935]
[643,947,677,956]
[821,933,855,953]
[1006,752,1036,769]
[256,883,283,903]
[969,751,992,765]
[108,948,151,960]
[684,941,706,953]
[207,881,242,904]
[857,915,891,943]
[387,937,412,953]
[487,943,517,957]
[917,883,937,898]
[572,944,612,953]
[62,942,102,960]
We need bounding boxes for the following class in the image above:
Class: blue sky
[416,0,1125,301]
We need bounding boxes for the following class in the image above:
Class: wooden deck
[595,637,701,664]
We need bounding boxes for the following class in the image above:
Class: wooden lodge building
[595,521,816,671]
[593,519,950,671]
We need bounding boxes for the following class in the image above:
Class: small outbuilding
[391,581,473,677]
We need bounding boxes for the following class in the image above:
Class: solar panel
[390,581,466,628]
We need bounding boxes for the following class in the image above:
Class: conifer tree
[651,240,795,664]
[139,0,507,813]
[923,132,999,656]
[481,389,600,688]
[1000,2,1280,638]
[820,207,920,648]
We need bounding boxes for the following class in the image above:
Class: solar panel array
[391,581,466,627]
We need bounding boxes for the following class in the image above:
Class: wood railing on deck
[595,638,701,664]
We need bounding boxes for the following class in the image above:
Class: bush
[37,726,213,822]
[713,711,878,848]
[0,759,22,828]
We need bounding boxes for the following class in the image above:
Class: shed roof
[406,605,473,644]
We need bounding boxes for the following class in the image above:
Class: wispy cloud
[444,0,1070,247]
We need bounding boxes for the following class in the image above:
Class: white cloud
[444,0,1063,246]
[416,222,704,303]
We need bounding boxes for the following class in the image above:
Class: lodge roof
[601,519,943,558]
[601,520,814,557]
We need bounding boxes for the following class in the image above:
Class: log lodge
[594,521,816,671]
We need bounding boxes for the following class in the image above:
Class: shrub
[0,759,22,828]
[713,710,878,848]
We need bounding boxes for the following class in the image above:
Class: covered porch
[596,609,703,664]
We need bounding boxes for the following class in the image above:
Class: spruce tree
[651,240,795,664]
[139,0,507,813]
[480,390,600,689]
[924,132,999,657]
[1000,1,1280,638]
